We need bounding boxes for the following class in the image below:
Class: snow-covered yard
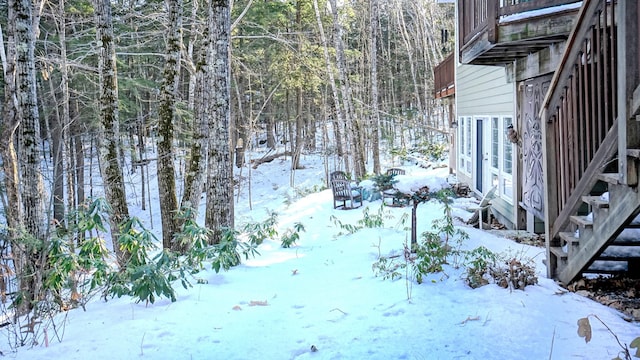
[3,153,638,359]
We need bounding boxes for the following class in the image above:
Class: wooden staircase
[541,0,640,285]
[550,156,640,284]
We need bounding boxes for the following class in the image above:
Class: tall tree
[313,0,348,172]
[8,0,47,313]
[94,0,131,265]
[369,0,381,174]
[329,0,366,179]
[204,0,234,243]
[291,0,305,173]
[157,0,183,250]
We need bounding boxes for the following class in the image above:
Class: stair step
[570,215,593,228]
[549,246,568,260]
[559,232,580,244]
[598,173,621,184]
[582,195,609,208]
[585,260,628,273]
[600,245,640,258]
[612,238,640,246]
[627,148,640,159]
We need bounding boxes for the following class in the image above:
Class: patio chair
[386,168,405,176]
[466,186,497,229]
[330,170,348,182]
[331,179,363,209]
[381,168,409,206]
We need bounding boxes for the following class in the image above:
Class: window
[488,116,514,202]
[491,117,499,168]
[458,116,472,175]
[502,117,514,201]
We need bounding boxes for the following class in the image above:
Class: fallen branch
[251,151,291,168]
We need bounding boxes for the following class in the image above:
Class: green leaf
[629,336,640,357]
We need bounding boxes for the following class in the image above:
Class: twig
[140,332,146,356]
[330,308,347,315]
[590,314,631,359]
[460,316,480,325]
[548,327,555,360]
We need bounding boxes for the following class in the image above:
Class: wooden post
[411,201,418,250]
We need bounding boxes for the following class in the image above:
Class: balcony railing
[434,53,455,99]
[459,0,582,52]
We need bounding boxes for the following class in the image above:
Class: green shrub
[281,222,305,248]
[372,255,404,281]
[463,246,498,289]
[45,198,112,308]
[106,217,180,304]
[243,211,278,245]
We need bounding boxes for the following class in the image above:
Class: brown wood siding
[434,53,455,99]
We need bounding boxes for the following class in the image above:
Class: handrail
[541,0,618,240]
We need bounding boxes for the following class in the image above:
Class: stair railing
[541,0,618,241]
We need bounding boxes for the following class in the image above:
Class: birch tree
[329,0,366,179]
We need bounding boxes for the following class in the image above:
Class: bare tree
[369,0,381,174]
[94,0,131,265]
[157,0,183,250]
[182,0,208,217]
[204,0,234,243]
[329,0,366,179]
[313,0,348,173]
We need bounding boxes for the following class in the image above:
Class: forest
[0,0,454,347]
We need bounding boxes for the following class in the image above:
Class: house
[454,0,640,284]
[453,57,518,230]
[433,53,457,173]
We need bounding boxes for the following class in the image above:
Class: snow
[499,2,583,24]
[3,151,639,359]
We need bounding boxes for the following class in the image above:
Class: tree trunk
[329,0,365,179]
[11,0,48,313]
[291,0,304,173]
[94,0,130,266]
[157,0,183,250]
[370,0,381,175]
[313,0,347,171]
[0,14,27,312]
[58,0,73,227]
[181,15,207,218]
[204,0,234,244]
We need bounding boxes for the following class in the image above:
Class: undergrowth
[370,189,538,297]
[10,200,308,347]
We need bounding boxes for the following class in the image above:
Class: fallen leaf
[249,300,268,306]
[577,317,592,343]
[232,305,242,311]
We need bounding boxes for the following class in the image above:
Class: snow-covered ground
[2,151,639,359]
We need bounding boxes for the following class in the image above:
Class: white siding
[456,64,515,116]
[454,63,518,229]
